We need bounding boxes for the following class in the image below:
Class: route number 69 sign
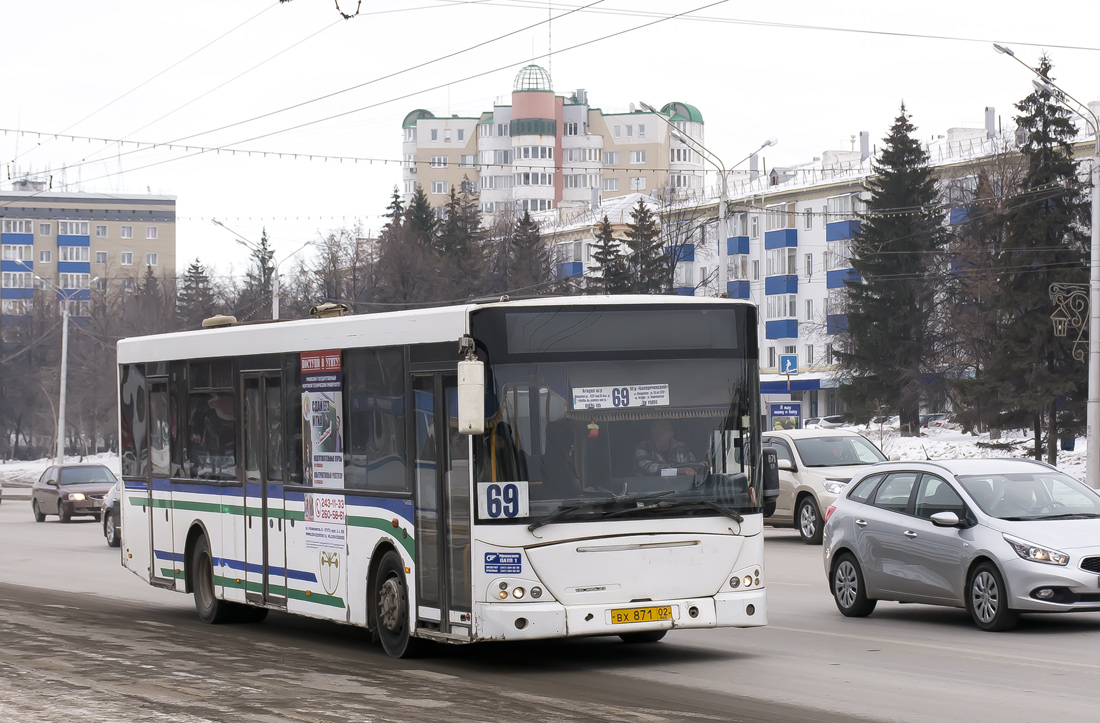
[476,481,530,520]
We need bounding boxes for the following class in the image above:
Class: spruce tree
[435,180,486,299]
[985,56,1088,462]
[624,198,664,293]
[590,215,629,294]
[510,210,550,294]
[177,259,217,328]
[837,104,948,435]
[403,185,437,248]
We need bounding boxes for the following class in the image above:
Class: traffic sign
[779,355,798,375]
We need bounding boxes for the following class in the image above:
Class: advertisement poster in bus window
[301,350,344,488]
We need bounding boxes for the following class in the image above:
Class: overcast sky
[2,0,1097,278]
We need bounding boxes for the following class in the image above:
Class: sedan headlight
[68,493,86,501]
[1004,534,1069,566]
[822,479,849,495]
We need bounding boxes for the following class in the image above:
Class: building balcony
[765,319,798,339]
[726,236,749,255]
[726,280,750,299]
[826,314,848,335]
[764,228,797,249]
[764,275,798,295]
[826,219,860,241]
[826,268,860,289]
[556,262,583,280]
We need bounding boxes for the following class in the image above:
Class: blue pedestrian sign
[779,355,798,375]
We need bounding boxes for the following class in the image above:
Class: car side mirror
[762,448,780,502]
[888,453,900,461]
[777,459,794,472]
[46,480,57,487]
[930,511,961,528]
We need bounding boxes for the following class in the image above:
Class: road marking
[768,625,1100,672]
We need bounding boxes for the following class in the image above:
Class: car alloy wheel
[797,497,822,544]
[971,570,999,624]
[830,553,876,617]
[967,562,1018,632]
[834,560,858,609]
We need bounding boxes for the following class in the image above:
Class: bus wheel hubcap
[379,578,405,632]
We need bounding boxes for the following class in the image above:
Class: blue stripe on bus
[124,481,148,490]
[346,495,414,523]
[153,549,318,583]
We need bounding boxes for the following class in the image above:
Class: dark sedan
[31,464,118,523]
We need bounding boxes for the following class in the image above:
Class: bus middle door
[412,373,472,640]
[242,373,288,607]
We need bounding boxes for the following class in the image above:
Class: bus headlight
[512,587,526,599]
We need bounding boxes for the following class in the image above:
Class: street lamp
[212,220,312,320]
[639,101,775,295]
[17,259,98,465]
[995,43,1100,487]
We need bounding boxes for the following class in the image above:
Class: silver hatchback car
[823,458,1100,631]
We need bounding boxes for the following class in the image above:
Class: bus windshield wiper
[602,498,744,524]
[527,490,676,532]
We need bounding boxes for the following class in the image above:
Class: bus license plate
[610,605,672,625]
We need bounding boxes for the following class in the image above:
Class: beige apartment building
[401,65,706,220]
[0,188,176,319]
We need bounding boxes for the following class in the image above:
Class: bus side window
[285,353,304,485]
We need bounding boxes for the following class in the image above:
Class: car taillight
[824,505,837,523]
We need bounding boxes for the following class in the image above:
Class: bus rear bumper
[473,589,767,641]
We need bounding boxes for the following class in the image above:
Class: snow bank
[0,453,122,489]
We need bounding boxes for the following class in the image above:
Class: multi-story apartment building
[401,65,706,218]
[0,188,176,322]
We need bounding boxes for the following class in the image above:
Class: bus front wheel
[375,550,423,658]
[192,535,233,624]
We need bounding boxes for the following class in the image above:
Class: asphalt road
[1,498,1099,722]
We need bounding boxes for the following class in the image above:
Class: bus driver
[635,419,706,476]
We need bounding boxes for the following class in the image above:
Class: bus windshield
[471,305,760,523]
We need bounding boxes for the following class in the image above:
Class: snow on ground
[0,453,122,490]
[0,427,1087,494]
[850,425,1086,481]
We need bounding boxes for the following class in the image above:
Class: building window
[2,244,30,261]
[1,271,32,288]
[1,299,31,315]
[59,246,90,262]
[806,299,814,320]
[805,253,813,279]
[727,254,749,280]
[805,208,813,230]
[614,125,621,138]
[95,225,107,238]
[39,250,51,263]
[638,124,645,138]
[784,345,796,355]
[767,347,776,368]
[766,294,797,320]
[121,225,133,239]
[806,345,814,366]
[121,252,133,265]
[630,177,646,191]
[674,262,693,287]
[460,155,475,167]
[603,178,619,192]
[146,253,158,266]
[603,151,619,165]
[59,273,91,290]
[564,122,578,135]
[2,220,33,234]
[146,226,158,240]
[431,129,438,141]
[431,181,447,195]
[121,278,134,293]
[750,216,759,239]
[404,128,416,141]
[58,221,90,236]
[826,239,853,271]
[752,260,760,280]
[766,247,796,276]
[457,129,464,141]
[39,223,51,236]
[96,251,107,264]
[404,180,415,194]
[626,124,633,137]
[629,150,646,164]
[444,129,452,142]
[671,148,693,163]
[430,156,448,168]
[94,278,107,293]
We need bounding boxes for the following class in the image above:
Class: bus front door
[412,373,472,639]
[242,373,288,607]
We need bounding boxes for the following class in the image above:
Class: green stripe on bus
[213,576,343,608]
[159,568,185,579]
[286,588,345,608]
[347,516,415,557]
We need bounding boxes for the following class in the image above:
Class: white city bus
[117,296,776,657]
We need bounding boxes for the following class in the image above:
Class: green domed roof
[513,64,553,92]
[660,101,703,124]
[402,109,435,128]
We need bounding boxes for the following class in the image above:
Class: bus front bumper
[473,589,767,641]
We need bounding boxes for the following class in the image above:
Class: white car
[762,429,888,544]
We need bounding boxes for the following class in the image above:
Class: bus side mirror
[762,448,780,502]
[457,359,485,435]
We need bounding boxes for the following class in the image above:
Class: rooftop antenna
[547,0,552,79]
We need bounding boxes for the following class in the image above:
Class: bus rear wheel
[192,535,233,624]
[375,550,423,658]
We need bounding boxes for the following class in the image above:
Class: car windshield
[956,471,1100,520]
[792,435,886,467]
[59,466,117,485]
